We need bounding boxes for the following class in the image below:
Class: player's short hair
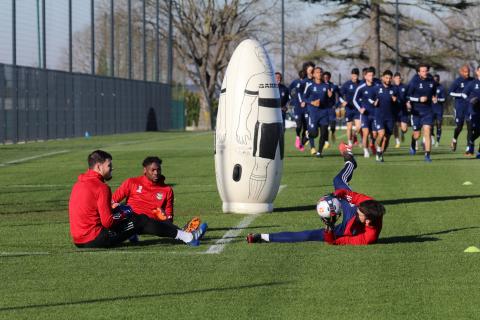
[323,71,331,78]
[362,67,369,75]
[302,61,315,72]
[358,200,385,227]
[433,74,440,81]
[313,66,323,73]
[393,72,401,78]
[382,70,393,77]
[142,156,162,168]
[351,68,360,75]
[88,150,112,169]
[369,66,376,75]
[460,64,470,72]
[416,63,430,72]
[298,70,306,79]
[365,67,375,75]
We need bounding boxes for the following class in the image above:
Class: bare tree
[156,0,276,130]
[302,0,478,73]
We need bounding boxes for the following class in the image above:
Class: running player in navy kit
[432,74,446,147]
[449,65,474,153]
[353,67,378,158]
[290,70,307,151]
[298,62,316,151]
[462,66,480,157]
[304,67,331,157]
[372,70,398,162]
[275,72,290,130]
[340,68,361,146]
[392,72,408,148]
[323,71,340,148]
[406,63,437,162]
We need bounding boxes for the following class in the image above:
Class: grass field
[1,128,479,320]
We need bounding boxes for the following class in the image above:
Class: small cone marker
[464,246,480,253]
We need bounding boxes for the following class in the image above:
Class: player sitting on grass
[68,150,207,248]
[247,142,385,245]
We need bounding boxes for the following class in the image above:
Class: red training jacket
[69,169,114,244]
[112,175,174,221]
[324,189,383,245]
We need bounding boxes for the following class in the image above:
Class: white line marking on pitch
[0,150,69,167]
[0,251,50,257]
[204,214,258,255]
[204,185,287,255]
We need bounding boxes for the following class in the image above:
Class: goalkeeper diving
[247,142,385,245]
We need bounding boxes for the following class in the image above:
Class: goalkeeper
[68,150,207,248]
[247,142,385,245]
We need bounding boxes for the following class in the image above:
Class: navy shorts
[345,108,359,122]
[375,118,395,135]
[432,105,443,122]
[308,108,329,132]
[455,105,469,124]
[360,114,376,131]
[411,109,433,131]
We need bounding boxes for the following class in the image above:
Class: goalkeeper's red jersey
[112,175,174,221]
[69,169,114,244]
[324,189,383,245]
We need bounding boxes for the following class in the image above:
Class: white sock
[261,233,270,242]
[364,147,369,153]
[175,230,193,243]
[452,138,457,143]
[348,139,352,145]
[395,138,400,144]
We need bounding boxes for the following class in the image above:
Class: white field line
[204,184,287,255]
[204,214,258,255]
[0,150,69,167]
[0,251,50,257]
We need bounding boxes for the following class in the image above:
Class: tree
[302,0,478,73]
[156,0,276,130]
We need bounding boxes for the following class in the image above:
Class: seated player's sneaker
[183,216,201,233]
[310,147,317,155]
[315,152,323,158]
[424,154,432,162]
[295,136,302,151]
[450,139,457,152]
[409,147,416,155]
[324,141,330,149]
[246,233,263,243]
[187,223,208,247]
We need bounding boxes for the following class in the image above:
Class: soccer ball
[316,195,342,219]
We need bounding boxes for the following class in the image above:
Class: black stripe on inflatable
[258,98,280,108]
[221,88,226,93]
[245,90,259,95]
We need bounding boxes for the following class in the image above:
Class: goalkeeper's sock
[260,234,270,242]
[175,230,193,243]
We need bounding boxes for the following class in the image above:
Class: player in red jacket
[112,156,176,222]
[68,150,207,248]
[246,142,385,245]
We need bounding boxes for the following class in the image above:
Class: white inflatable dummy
[215,39,284,214]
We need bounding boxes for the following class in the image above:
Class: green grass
[1,128,479,319]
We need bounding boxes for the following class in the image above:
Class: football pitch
[0,128,479,319]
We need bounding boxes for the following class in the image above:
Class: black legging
[319,125,329,152]
[75,214,179,248]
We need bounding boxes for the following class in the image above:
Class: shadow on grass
[274,194,480,213]
[208,225,280,232]
[378,226,479,244]
[0,281,290,312]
